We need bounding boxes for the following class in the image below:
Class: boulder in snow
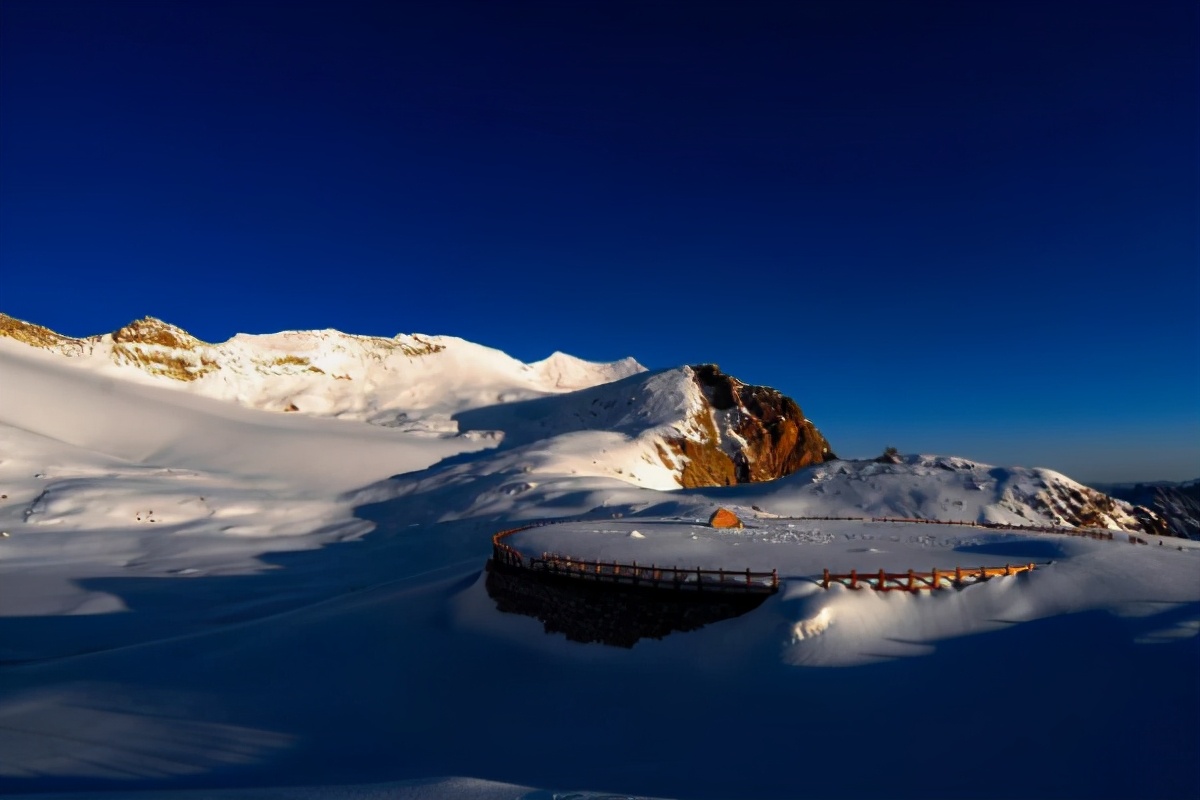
[708,508,743,529]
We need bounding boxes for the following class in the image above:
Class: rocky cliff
[667,364,836,488]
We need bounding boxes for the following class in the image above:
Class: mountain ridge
[0,312,831,491]
[0,311,1177,533]
[0,312,644,426]
[1091,479,1200,540]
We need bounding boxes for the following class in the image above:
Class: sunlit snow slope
[0,313,645,432]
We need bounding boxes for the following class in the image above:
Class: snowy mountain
[2,312,1197,799]
[724,454,1170,533]
[0,313,834,490]
[354,437,1172,538]
[1093,479,1200,540]
[0,313,645,433]
[0,312,1173,535]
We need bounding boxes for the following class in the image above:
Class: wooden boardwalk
[492,523,779,594]
[821,564,1036,592]
[491,517,1073,597]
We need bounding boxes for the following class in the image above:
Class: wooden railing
[491,514,1125,597]
[821,563,1036,592]
[491,522,779,594]
[529,553,778,592]
[776,515,1118,541]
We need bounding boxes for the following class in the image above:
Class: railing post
[822,568,830,589]
[878,568,886,591]
[772,569,778,589]
[931,567,939,590]
[850,569,858,589]
[746,568,752,588]
[907,569,915,592]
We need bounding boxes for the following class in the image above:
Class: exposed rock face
[111,317,203,349]
[0,313,87,354]
[109,317,219,381]
[668,364,836,488]
[1096,481,1200,540]
[0,313,220,379]
[1027,481,1172,537]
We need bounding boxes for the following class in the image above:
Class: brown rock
[709,508,743,528]
[667,364,836,488]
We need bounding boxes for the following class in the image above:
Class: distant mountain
[448,362,836,490]
[1091,480,1200,541]
[0,313,834,489]
[725,455,1175,536]
[0,313,644,433]
[2,313,1175,535]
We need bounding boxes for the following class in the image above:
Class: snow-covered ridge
[722,454,1169,534]
[0,313,646,431]
[0,313,835,491]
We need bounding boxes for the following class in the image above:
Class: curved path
[490,513,1145,595]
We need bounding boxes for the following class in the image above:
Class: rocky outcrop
[111,317,204,349]
[1,313,219,379]
[874,447,903,465]
[667,364,836,488]
[109,317,219,381]
[1095,481,1200,540]
[1028,482,1172,536]
[709,508,744,528]
[0,313,87,354]
[987,469,1173,536]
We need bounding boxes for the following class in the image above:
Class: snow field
[501,518,1200,666]
[1,329,1198,798]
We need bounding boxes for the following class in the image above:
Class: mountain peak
[111,316,206,348]
[0,311,652,426]
[529,350,646,391]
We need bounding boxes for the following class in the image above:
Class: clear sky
[1,1,1197,483]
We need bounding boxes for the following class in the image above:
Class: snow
[505,517,1200,666]
[9,321,647,434]
[529,350,645,391]
[1,330,1197,800]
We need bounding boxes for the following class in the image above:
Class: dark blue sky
[1,1,1196,482]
